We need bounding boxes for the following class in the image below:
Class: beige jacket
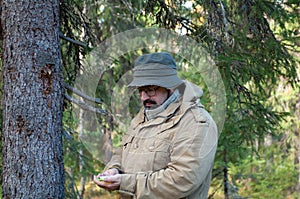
[106,81,218,199]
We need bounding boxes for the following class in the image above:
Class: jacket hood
[181,80,203,103]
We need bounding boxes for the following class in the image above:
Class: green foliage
[48,0,300,198]
[63,104,106,198]
[228,145,298,199]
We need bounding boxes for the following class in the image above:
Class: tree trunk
[78,106,86,199]
[1,0,64,198]
[295,96,300,192]
[223,150,229,199]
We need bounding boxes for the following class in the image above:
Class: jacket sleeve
[104,146,122,172]
[119,108,218,198]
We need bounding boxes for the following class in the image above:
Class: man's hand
[94,168,121,191]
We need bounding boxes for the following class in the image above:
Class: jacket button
[149,145,155,151]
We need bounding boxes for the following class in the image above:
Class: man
[94,52,218,199]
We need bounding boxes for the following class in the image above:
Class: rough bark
[1,0,64,198]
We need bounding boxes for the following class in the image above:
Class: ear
[167,89,174,97]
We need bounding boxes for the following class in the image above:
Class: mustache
[143,99,157,106]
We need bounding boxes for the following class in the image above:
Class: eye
[138,86,159,96]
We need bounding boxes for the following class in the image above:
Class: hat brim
[128,75,183,89]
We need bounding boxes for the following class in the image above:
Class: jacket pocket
[121,136,171,173]
[122,134,134,149]
[123,151,155,173]
[122,135,156,173]
[150,139,171,171]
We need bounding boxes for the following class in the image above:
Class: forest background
[0,0,299,198]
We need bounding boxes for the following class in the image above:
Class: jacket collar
[130,81,204,128]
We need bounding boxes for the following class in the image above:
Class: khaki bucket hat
[128,52,183,89]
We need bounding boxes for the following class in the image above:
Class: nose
[140,91,150,101]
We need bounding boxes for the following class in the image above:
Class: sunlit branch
[64,93,107,115]
[63,82,102,104]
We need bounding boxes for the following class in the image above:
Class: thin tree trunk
[1,0,64,198]
[79,2,87,197]
[295,97,300,192]
[223,150,229,199]
[78,106,86,199]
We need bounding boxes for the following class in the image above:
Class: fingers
[93,173,121,191]
[104,174,121,183]
[104,168,119,176]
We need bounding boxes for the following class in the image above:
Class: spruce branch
[63,82,102,104]
[59,32,87,48]
[64,93,107,115]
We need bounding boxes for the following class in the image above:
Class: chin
[145,105,159,110]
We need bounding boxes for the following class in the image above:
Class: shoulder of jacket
[189,106,210,123]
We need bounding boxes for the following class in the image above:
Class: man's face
[138,85,169,109]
